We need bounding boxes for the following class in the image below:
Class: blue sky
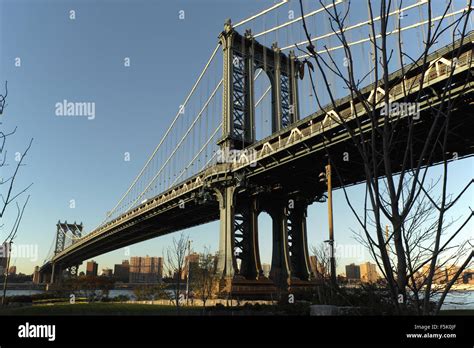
[0,0,472,275]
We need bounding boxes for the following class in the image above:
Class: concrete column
[288,203,312,280]
[50,263,64,284]
[238,197,263,279]
[215,186,237,278]
[50,263,56,284]
[268,201,292,288]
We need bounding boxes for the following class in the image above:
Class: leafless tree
[0,81,33,221]
[192,246,218,311]
[0,80,33,305]
[298,0,473,314]
[166,232,189,310]
[0,81,7,116]
[310,243,334,281]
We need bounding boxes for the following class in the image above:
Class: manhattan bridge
[40,0,474,296]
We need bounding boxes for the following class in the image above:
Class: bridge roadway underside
[50,198,221,269]
[47,89,474,283]
[246,93,474,197]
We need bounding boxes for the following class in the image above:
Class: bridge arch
[256,210,273,278]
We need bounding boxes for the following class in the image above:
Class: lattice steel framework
[55,221,83,278]
[231,51,246,142]
[218,19,300,151]
[280,73,291,128]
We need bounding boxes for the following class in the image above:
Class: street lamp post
[321,163,336,285]
[185,240,192,305]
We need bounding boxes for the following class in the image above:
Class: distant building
[8,266,16,276]
[262,263,271,278]
[462,269,473,284]
[32,266,40,284]
[0,257,6,276]
[86,260,98,276]
[182,253,200,280]
[129,256,163,283]
[445,265,461,284]
[0,243,9,275]
[360,262,378,283]
[157,257,163,279]
[421,264,445,284]
[114,260,130,282]
[102,268,113,277]
[345,263,361,281]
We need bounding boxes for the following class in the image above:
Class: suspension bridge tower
[214,20,313,296]
[52,221,83,281]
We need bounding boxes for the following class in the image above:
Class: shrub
[113,295,130,302]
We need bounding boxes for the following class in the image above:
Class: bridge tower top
[218,19,301,151]
[54,221,83,255]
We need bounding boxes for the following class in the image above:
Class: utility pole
[185,240,192,305]
[326,163,336,285]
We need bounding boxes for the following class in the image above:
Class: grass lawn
[439,309,474,316]
[0,302,204,315]
[1,302,471,316]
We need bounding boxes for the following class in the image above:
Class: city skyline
[24,256,474,285]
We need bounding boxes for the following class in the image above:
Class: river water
[3,289,473,310]
[3,289,159,300]
[433,290,474,310]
